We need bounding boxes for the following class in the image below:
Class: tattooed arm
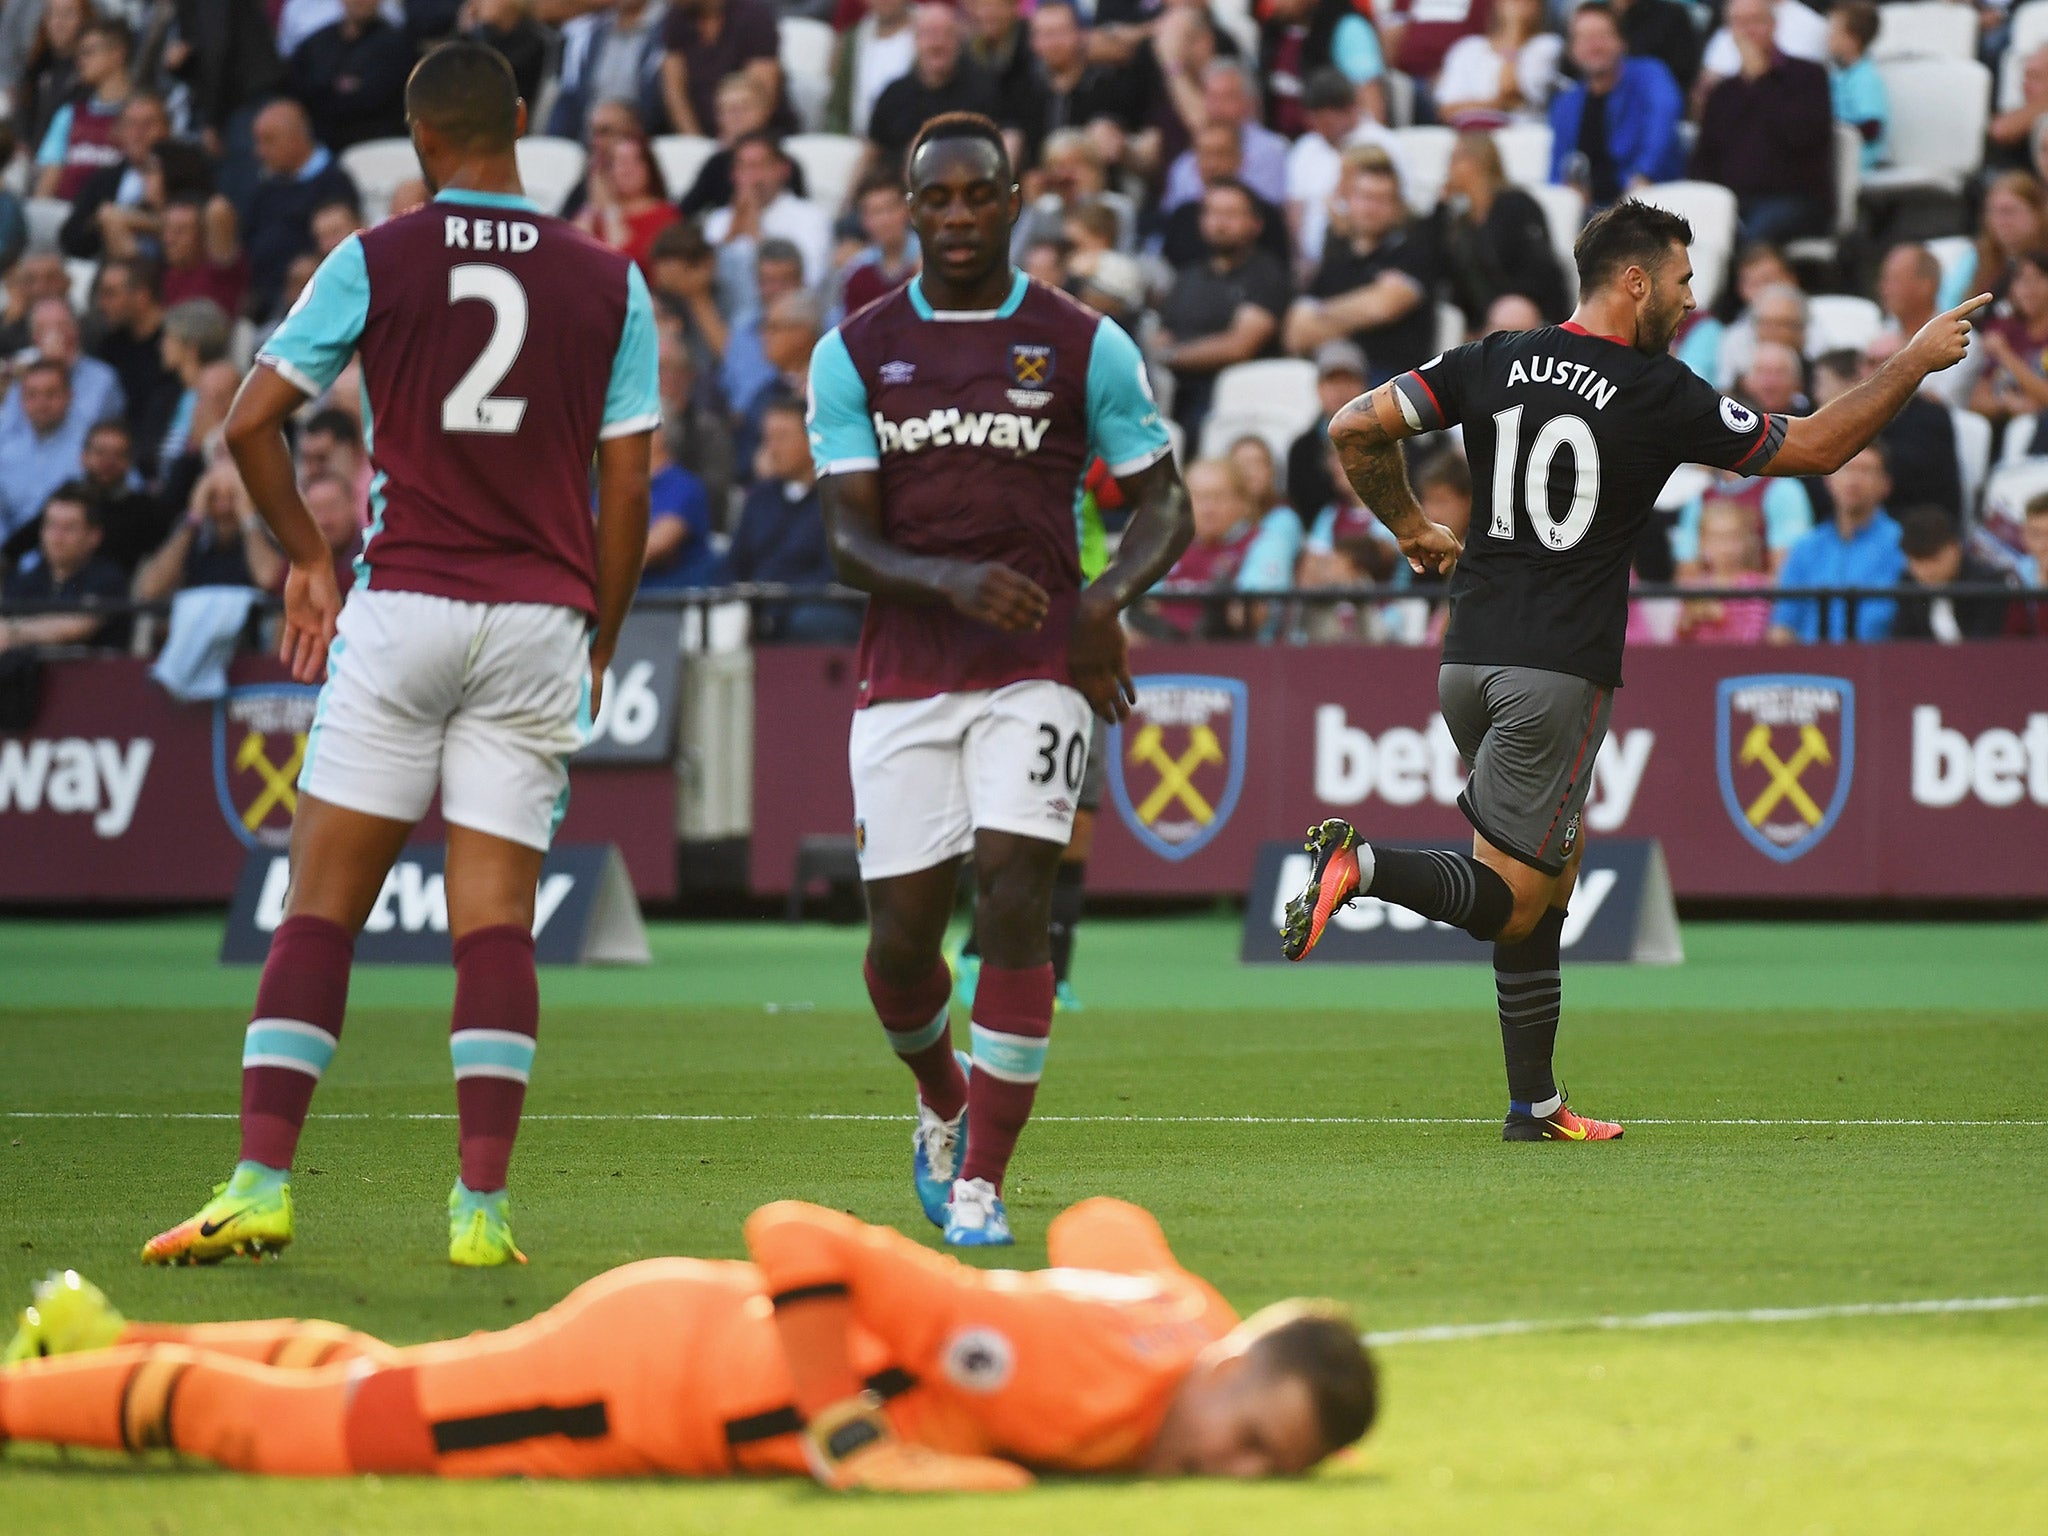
[1327,382,1464,577]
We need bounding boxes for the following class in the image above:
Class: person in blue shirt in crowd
[636,432,723,591]
[1548,3,1685,209]
[1769,442,1905,642]
[727,395,858,642]
[1826,1,1889,173]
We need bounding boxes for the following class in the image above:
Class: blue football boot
[912,1050,973,1228]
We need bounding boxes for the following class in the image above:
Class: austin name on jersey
[871,407,1053,456]
[1502,355,1618,411]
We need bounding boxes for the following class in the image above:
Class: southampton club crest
[1716,674,1856,863]
[213,683,320,850]
[1107,675,1247,861]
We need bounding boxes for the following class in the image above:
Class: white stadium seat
[1436,300,1466,353]
[1805,294,1885,356]
[1999,0,2048,108]
[1657,464,1712,512]
[1525,181,1585,305]
[1982,456,2048,529]
[1952,407,1994,514]
[1634,181,1737,309]
[1493,122,1553,190]
[781,132,865,213]
[779,17,835,132]
[1872,1,1979,61]
[64,258,95,313]
[1862,58,1991,199]
[23,195,68,255]
[1198,409,1308,471]
[1209,358,1319,431]
[339,137,418,225]
[1391,125,1455,210]
[514,136,588,215]
[2000,412,2038,467]
[651,134,719,199]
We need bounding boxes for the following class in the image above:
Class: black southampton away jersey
[1391,322,1788,686]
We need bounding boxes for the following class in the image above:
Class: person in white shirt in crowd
[827,0,916,138]
[1161,59,1291,214]
[705,131,833,315]
[1434,0,1563,130]
[1285,66,1402,272]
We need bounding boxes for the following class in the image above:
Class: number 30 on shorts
[1030,724,1087,792]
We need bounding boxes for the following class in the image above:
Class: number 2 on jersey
[1488,405,1600,550]
[443,264,528,435]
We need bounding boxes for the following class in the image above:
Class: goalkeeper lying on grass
[1,1198,1375,1490]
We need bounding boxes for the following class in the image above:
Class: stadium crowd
[1,0,2046,668]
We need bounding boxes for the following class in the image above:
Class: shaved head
[407,40,520,152]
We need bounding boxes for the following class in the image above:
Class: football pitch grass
[2,912,2044,1533]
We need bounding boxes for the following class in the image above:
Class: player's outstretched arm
[1760,294,1992,476]
[1328,383,1464,577]
[590,430,653,717]
[224,364,343,683]
[821,469,1051,632]
[1072,455,1193,722]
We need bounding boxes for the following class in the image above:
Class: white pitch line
[1364,1294,2048,1346]
[3,1111,2046,1128]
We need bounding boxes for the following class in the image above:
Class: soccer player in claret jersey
[140,43,659,1267]
[807,113,1192,1247]
[1282,199,1987,1141]
[3,1199,1377,1492]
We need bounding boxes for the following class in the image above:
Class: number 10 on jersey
[1489,405,1601,551]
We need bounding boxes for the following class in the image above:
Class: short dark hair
[406,40,521,151]
[1812,347,1863,382]
[906,111,1014,190]
[1833,0,1880,51]
[43,480,100,527]
[304,408,362,449]
[1572,0,1622,31]
[1574,198,1694,295]
[2026,491,2048,520]
[1245,1305,1379,1456]
[650,221,712,265]
[1302,66,1356,114]
[756,237,804,272]
[83,17,132,56]
[1898,505,1961,559]
[1417,447,1473,499]
[1201,176,1261,220]
[733,129,788,170]
[86,418,132,446]
[760,391,808,426]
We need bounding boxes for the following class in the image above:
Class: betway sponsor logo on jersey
[1911,706,2048,807]
[1312,707,1652,831]
[872,407,1051,456]
[1504,356,1618,411]
[0,736,153,838]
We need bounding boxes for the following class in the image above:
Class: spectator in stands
[1435,0,1561,131]
[1234,434,1309,625]
[1675,498,1773,642]
[2014,499,2048,632]
[1697,0,1828,90]
[1436,129,1567,327]
[1157,122,1290,268]
[727,396,858,641]
[1817,337,1962,520]
[0,255,69,362]
[0,124,23,275]
[1547,3,1684,207]
[720,236,805,426]
[1258,0,1388,139]
[1485,291,1545,333]
[1012,1,1146,171]
[637,431,723,590]
[1988,46,2048,176]
[311,198,363,259]
[1376,0,1486,91]
[1285,66,1399,272]
[1296,439,1402,641]
[837,173,920,318]
[11,297,126,433]
[1893,506,2020,641]
[18,0,88,162]
[1970,247,2048,432]
[1156,178,1291,439]
[708,133,834,310]
[1142,0,1224,180]
[1737,339,1810,421]
[1672,457,1813,579]
[1768,442,1903,643]
[1284,153,1432,386]
[1826,0,1887,173]
[735,290,820,472]
[134,458,285,600]
[90,258,181,474]
[1691,0,1834,245]
[0,361,93,544]
[1287,337,1365,524]
[1946,172,2048,312]
[575,133,680,272]
[0,483,128,652]
[1605,0,1701,95]
[677,72,805,218]
[661,329,737,524]
[827,0,916,140]
[296,407,371,521]
[1144,455,1257,639]
[1162,60,1288,215]
[868,5,1002,173]
[559,97,644,219]
[466,0,550,105]
[548,1,668,140]
[965,0,1036,132]
[647,223,731,394]
[77,419,170,574]
[166,0,286,212]
[1719,278,1808,389]
[157,194,250,319]
[244,100,359,319]
[155,298,234,467]
[1013,128,1137,257]
[287,0,413,151]
[276,0,401,59]
[60,91,169,262]
[1073,247,1148,335]
[662,0,788,139]
[35,17,132,203]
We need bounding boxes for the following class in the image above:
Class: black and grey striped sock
[1496,906,1566,1110]
[1363,846,1516,940]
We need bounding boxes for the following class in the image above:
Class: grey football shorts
[1076,715,1109,812]
[1438,663,1614,877]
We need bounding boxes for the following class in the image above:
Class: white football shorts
[298,588,591,851]
[848,679,1095,880]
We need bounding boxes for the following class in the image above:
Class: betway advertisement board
[0,655,679,902]
[751,644,2048,900]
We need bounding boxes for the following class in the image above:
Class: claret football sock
[239,914,354,1170]
[865,955,967,1121]
[960,963,1055,1193]
[1496,906,1566,1109]
[450,925,539,1195]
[1365,845,1516,940]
